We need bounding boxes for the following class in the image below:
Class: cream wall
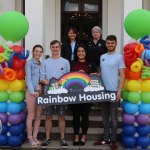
[0,0,149,56]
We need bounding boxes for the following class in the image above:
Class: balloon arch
[0,11,29,147]
[121,9,150,149]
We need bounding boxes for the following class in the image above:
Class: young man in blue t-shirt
[40,40,70,148]
[94,35,125,150]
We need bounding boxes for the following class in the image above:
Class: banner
[37,72,117,105]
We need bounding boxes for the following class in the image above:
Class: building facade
[0,0,150,58]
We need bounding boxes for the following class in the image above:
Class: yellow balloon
[20,80,26,90]
[0,80,8,91]
[141,80,150,92]
[127,80,140,92]
[9,79,25,92]
[124,79,128,90]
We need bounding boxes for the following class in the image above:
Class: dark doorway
[61,0,102,44]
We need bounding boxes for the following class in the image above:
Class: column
[121,0,142,46]
[25,0,44,59]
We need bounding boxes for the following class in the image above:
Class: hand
[79,70,85,73]
[90,72,100,76]
[32,92,39,97]
[116,91,121,101]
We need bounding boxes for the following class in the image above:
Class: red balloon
[11,59,26,70]
[0,45,4,53]
[10,45,24,54]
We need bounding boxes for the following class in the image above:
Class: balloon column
[0,11,29,147]
[121,9,150,149]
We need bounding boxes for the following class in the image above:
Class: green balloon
[127,92,140,103]
[0,11,29,42]
[141,92,150,103]
[124,9,150,39]
[121,90,128,100]
[9,91,25,103]
[0,91,9,102]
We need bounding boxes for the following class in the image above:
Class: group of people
[25,26,125,149]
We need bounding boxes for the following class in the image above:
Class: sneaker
[93,139,110,145]
[41,139,51,147]
[60,139,68,148]
[110,141,118,150]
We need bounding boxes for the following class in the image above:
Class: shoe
[110,141,118,150]
[73,141,79,146]
[79,140,85,146]
[93,139,110,145]
[60,139,68,148]
[28,139,37,147]
[33,137,41,145]
[41,139,51,147]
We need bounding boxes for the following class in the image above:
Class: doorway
[61,0,102,44]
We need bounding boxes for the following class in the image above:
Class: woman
[86,26,107,68]
[71,44,97,146]
[61,27,79,67]
[25,45,44,147]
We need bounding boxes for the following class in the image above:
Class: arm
[117,68,125,100]
[25,61,35,94]
[40,61,49,85]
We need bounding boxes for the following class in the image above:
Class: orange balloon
[129,70,141,80]
[3,68,16,81]
[135,43,145,57]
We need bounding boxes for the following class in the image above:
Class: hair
[106,35,117,42]
[50,40,61,47]
[66,27,78,42]
[32,44,43,52]
[91,26,102,34]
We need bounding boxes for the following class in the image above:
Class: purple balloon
[8,114,22,125]
[122,113,135,124]
[136,114,150,125]
[0,113,8,124]
[20,111,27,121]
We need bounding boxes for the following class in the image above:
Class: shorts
[45,105,66,116]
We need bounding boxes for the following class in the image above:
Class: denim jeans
[101,101,119,142]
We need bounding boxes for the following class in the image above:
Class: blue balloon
[124,102,138,114]
[9,124,24,136]
[137,125,150,136]
[0,102,7,113]
[7,102,21,114]
[121,135,136,148]
[20,101,26,110]
[8,136,22,147]
[20,131,27,142]
[137,136,150,149]
[122,124,136,136]
[139,103,150,114]
[1,124,8,134]
[0,135,7,146]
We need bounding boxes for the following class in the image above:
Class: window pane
[84,0,98,12]
[64,0,79,12]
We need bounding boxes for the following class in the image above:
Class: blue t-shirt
[40,57,70,81]
[100,52,125,91]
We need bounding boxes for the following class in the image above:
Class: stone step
[38,127,122,140]
[40,116,123,128]
[22,140,124,149]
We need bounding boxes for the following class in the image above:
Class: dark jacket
[61,41,78,65]
[86,39,107,68]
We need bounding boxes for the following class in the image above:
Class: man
[94,35,125,150]
[40,40,70,148]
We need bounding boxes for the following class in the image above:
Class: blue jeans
[101,101,119,142]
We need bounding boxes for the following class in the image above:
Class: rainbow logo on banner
[59,72,91,90]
